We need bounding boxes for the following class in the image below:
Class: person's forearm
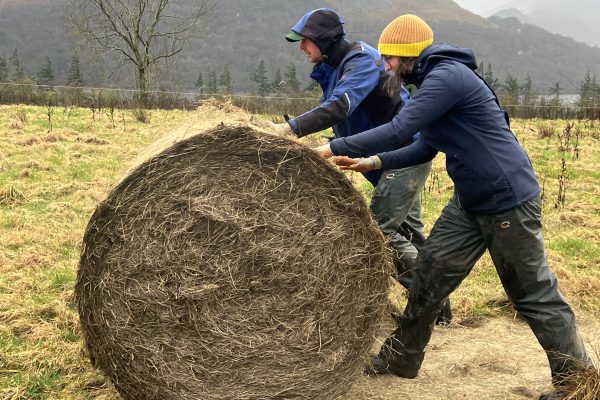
[289,99,347,137]
[329,115,410,158]
[377,139,438,170]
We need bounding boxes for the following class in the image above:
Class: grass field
[0,103,598,399]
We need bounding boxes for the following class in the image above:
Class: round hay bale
[76,125,391,400]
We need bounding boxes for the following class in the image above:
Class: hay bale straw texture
[76,125,392,400]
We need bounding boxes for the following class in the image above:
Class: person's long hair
[380,56,417,96]
[394,57,417,86]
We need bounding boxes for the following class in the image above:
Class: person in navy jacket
[276,8,452,324]
[316,14,592,399]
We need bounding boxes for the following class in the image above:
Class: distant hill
[0,0,599,94]
[487,0,600,47]
[492,8,531,23]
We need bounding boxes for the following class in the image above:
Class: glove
[333,155,382,173]
[313,144,333,158]
[268,121,296,138]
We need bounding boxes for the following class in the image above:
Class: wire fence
[0,81,598,120]
[0,81,320,116]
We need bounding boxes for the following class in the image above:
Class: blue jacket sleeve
[400,85,410,105]
[329,62,462,157]
[377,138,438,170]
[289,51,380,137]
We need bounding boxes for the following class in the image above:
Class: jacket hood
[288,8,345,56]
[323,39,352,67]
[409,44,478,85]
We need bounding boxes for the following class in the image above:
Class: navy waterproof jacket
[329,44,540,213]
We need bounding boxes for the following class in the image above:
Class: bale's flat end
[77,124,392,400]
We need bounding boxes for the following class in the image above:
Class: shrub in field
[10,107,28,124]
[555,122,574,209]
[132,107,150,123]
[0,186,24,205]
[537,122,556,139]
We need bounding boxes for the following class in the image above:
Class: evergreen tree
[67,55,84,86]
[578,70,597,108]
[483,63,499,91]
[270,68,283,95]
[254,60,270,97]
[304,79,320,95]
[36,55,55,89]
[476,62,485,77]
[591,75,598,107]
[521,74,534,106]
[194,71,204,92]
[0,56,8,82]
[548,82,562,107]
[9,49,25,81]
[206,69,218,94]
[219,64,232,94]
[283,63,300,94]
[501,72,521,105]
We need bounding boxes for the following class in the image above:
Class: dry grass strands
[559,360,600,400]
[77,125,391,400]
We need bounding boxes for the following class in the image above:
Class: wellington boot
[365,355,419,379]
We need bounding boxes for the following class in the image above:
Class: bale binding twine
[76,124,392,400]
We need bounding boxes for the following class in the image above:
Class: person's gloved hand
[267,121,295,138]
[314,143,333,158]
[333,155,382,173]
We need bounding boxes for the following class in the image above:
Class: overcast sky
[452,0,510,16]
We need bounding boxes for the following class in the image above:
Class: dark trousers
[370,162,431,288]
[382,194,592,384]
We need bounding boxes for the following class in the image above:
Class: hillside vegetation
[0,0,599,92]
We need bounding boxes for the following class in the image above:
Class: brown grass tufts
[17,160,45,170]
[41,133,68,143]
[8,119,23,130]
[18,137,40,146]
[0,186,24,205]
[559,360,600,400]
[132,108,151,123]
[10,107,28,124]
[537,122,556,139]
[76,136,109,145]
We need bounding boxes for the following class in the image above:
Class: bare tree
[66,0,214,106]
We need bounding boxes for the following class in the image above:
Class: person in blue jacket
[275,8,452,324]
[316,14,593,400]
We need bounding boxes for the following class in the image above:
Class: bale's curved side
[76,125,392,400]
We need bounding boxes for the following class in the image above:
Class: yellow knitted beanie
[378,14,434,57]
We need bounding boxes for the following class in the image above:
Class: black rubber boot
[365,355,419,378]
[364,333,423,379]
